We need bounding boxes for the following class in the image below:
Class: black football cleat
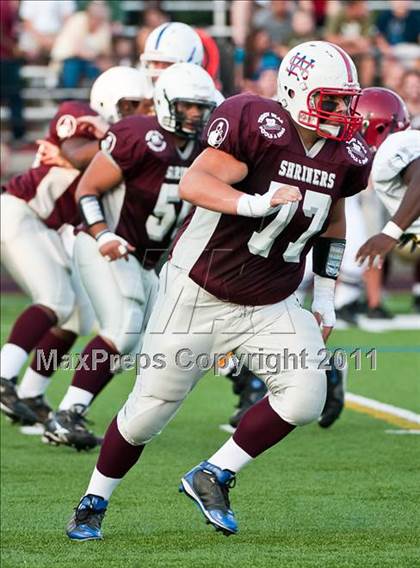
[20,395,52,425]
[319,364,346,428]
[0,377,38,425]
[43,404,99,451]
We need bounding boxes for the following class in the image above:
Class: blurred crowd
[1,0,420,145]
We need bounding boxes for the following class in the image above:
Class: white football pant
[0,194,94,334]
[117,262,327,445]
[74,232,159,355]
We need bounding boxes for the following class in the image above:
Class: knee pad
[100,298,144,354]
[117,394,183,445]
[269,370,327,426]
[36,289,76,325]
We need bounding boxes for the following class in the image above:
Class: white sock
[0,343,28,380]
[208,437,253,474]
[335,283,361,310]
[59,386,94,410]
[85,467,121,501]
[18,368,50,398]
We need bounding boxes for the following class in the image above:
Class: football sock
[232,397,295,459]
[69,336,118,398]
[59,386,94,410]
[85,417,144,499]
[0,344,27,380]
[1,305,56,379]
[18,330,77,398]
[208,437,253,473]
[85,468,121,501]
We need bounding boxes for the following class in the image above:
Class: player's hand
[312,275,336,342]
[77,115,109,139]
[356,233,397,269]
[270,185,302,207]
[96,231,135,262]
[35,139,73,168]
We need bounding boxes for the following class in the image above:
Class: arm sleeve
[341,161,372,197]
[202,96,257,166]
[100,118,146,173]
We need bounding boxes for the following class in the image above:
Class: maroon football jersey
[5,101,97,230]
[100,114,201,269]
[171,93,372,306]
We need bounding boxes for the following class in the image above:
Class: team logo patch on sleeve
[258,112,285,140]
[145,130,167,152]
[207,118,229,148]
[346,138,369,165]
[56,115,77,139]
[101,132,117,154]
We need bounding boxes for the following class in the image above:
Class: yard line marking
[385,429,420,435]
[346,392,420,429]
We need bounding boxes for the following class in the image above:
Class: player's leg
[180,295,326,534]
[44,233,157,450]
[66,263,234,540]
[0,195,76,423]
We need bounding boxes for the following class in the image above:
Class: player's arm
[76,151,134,261]
[356,157,420,268]
[312,199,346,341]
[61,138,100,171]
[179,147,301,216]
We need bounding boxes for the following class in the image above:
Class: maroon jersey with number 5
[171,93,372,306]
[99,114,201,269]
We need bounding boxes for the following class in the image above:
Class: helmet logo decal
[145,130,167,152]
[56,114,77,140]
[207,118,229,148]
[258,112,285,140]
[286,52,315,80]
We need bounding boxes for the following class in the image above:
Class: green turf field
[1,294,419,568]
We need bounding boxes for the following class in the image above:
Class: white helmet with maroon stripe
[277,41,362,142]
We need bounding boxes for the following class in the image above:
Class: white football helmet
[90,66,149,124]
[154,62,216,139]
[140,22,204,80]
[277,41,362,141]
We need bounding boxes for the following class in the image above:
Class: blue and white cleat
[179,461,238,535]
[66,494,108,541]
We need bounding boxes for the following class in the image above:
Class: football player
[0,67,148,426]
[64,41,372,540]
[43,63,217,451]
[355,87,419,268]
[142,21,265,427]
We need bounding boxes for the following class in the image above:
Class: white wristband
[381,221,403,241]
[96,230,128,252]
[237,192,279,218]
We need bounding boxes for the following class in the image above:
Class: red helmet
[357,87,410,151]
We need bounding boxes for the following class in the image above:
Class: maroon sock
[233,397,296,458]
[97,417,144,478]
[30,330,77,377]
[71,336,118,397]
[8,305,57,354]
